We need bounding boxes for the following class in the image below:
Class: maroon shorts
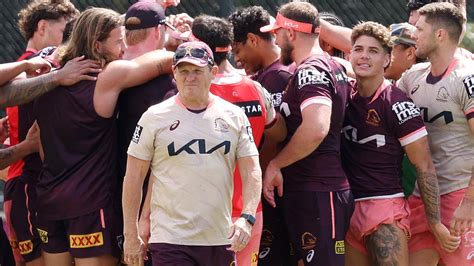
[149,243,236,265]
[283,190,354,266]
[1,217,15,266]
[36,205,121,259]
[259,192,297,266]
[3,177,41,262]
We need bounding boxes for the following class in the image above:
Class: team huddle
[0,0,472,266]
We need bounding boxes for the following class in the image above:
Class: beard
[280,41,294,66]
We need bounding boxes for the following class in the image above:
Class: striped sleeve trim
[399,127,428,146]
[300,96,332,112]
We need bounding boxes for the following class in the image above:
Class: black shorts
[36,204,121,259]
[149,243,236,265]
[3,177,41,262]
[283,190,354,266]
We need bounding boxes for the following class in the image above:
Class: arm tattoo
[0,146,19,170]
[0,72,58,108]
[416,166,441,224]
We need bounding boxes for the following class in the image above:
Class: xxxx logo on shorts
[251,252,258,266]
[19,240,33,255]
[335,240,345,254]
[37,228,48,243]
[69,232,104,248]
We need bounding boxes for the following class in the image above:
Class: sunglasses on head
[173,47,214,66]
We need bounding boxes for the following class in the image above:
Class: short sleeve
[236,111,259,158]
[460,74,474,120]
[253,81,277,127]
[127,110,157,161]
[295,65,334,112]
[388,91,427,146]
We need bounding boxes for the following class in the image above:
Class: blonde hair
[59,7,123,68]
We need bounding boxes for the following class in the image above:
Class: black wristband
[240,213,256,226]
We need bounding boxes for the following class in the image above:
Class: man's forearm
[416,166,441,224]
[0,141,34,170]
[0,61,30,86]
[0,71,59,108]
[239,156,262,216]
[122,174,145,237]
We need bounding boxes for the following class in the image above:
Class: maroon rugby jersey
[280,54,350,192]
[117,75,177,177]
[33,77,118,220]
[341,80,427,200]
[251,59,294,108]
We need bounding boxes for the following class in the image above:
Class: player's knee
[366,224,404,265]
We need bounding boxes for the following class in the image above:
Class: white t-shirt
[128,94,258,246]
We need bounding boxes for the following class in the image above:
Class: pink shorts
[232,211,263,266]
[408,189,474,266]
[346,197,411,255]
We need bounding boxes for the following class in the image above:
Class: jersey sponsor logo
[463,75,474,98]
[436,87,449,102]
[411,84,420,95]
[272,92,283,107]
[170,120,180,131]
[70,232,104,248]
[167,139,231,156]
[37,228,48,243]
[420,107,453,124]
[132,125,143,143]
[335,72,348,83]
[366,109,381,126]
[19,240,33,255]
[342,125,386,147]
[234,100,263,117]
[335,240,345,255]
[297,68,330,89]
[214,118,230,132]
[391,101,421,125]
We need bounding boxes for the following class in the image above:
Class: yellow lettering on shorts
[335,240,345,254]
[37,228,48,243]
[19,240,33,254]
[69,232,104,248]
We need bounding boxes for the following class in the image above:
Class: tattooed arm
[405,136,461,252]
[0,122,38,171]
[451,166,474,236]
[0,57,51,86]
[0,56,101,108]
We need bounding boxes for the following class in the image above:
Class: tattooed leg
[366,224,408,266]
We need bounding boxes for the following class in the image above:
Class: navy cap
[125,1,166,30]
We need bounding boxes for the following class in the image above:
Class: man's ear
[247,33,258,47]
[37,19,48,36]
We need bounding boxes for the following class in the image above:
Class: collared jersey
[342,79,427,200]
[398,59,474,195]
[128,95,258,246]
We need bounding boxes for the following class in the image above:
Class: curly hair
[59,7,123,68]
[191,15,233,65]
[18,0,79,41]
[351,21,392,54]
[418,2,465,43]
[228,6,273,44]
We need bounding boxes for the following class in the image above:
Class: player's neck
[357,75,385,98]
[217,60,235,74]
[261,44,280,68]
[294,39,321,65]
[124,41,162,60]
[428,45,457,77]
[26,38,43,52]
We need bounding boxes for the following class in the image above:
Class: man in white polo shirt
[122,41,262,265]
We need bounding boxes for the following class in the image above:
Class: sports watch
[240,213,256,226]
